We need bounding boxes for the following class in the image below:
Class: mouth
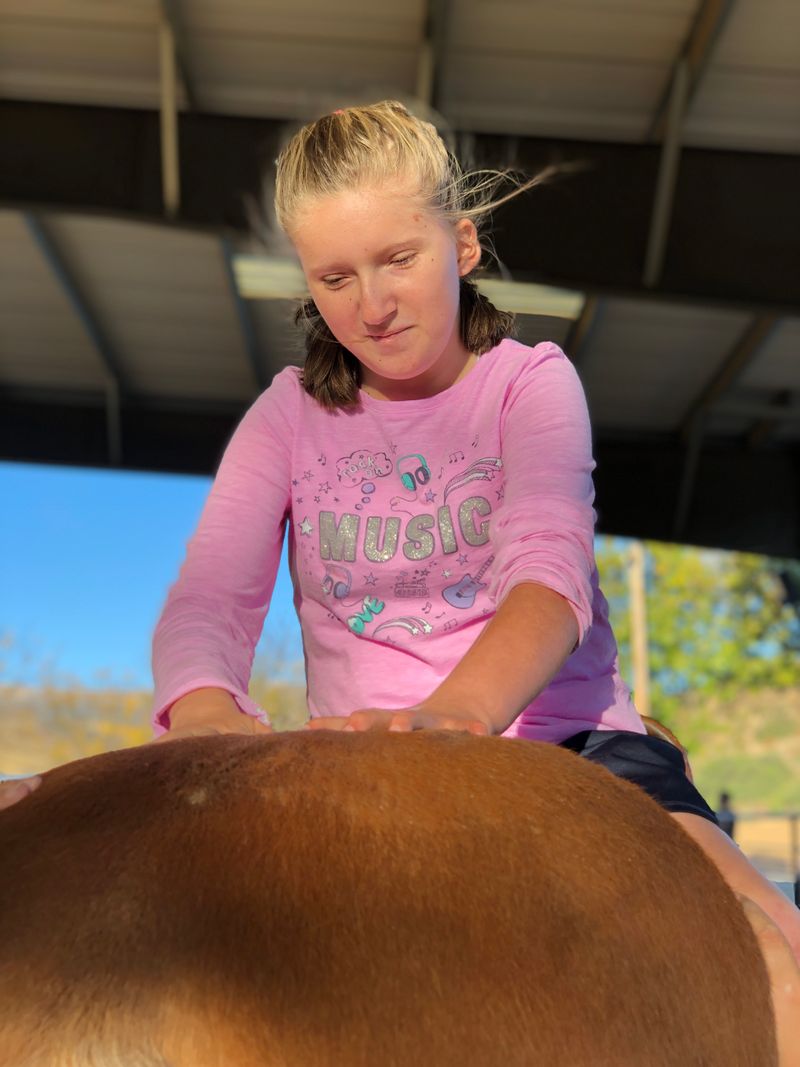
[367,327,411,341]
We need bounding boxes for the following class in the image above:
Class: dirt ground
[735,814,800,883]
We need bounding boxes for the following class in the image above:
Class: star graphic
[298,517,313,536]
[292,479,299,487]
[442,569,452,578]
[314,495,321,503]
[389,443,398,454]
[364,573,378,586]
[424,489,437,503]
[496,487,505,501]
[333,497,340,503]
[296,497,303,504]
[303,470,313,482]
[421,622,433,634]
[319,481,331,493]
[457,554,468,565]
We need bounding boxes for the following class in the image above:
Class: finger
[387,712,420,732]
[150,725,220,745]
[0,776,43,811]
[249,718,274,735]
[348,710,387,731]
[420,715,489,735]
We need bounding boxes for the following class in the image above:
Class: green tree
[596,539,800,731]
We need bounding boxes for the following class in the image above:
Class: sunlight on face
[288,181,481,401]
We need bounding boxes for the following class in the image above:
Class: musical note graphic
[318,454,326,466]
[443,619,458,631]
[421,601,432,614]
[438,467,444,479]
[471,434,479,448]
[449,450,465,464]
[435,611,446,619]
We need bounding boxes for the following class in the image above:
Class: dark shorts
[558,729,719,827]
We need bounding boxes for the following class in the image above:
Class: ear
[453,219,481,277]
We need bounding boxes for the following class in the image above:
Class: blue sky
[0,462,304,690]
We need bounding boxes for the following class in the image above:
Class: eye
[391,253,416,268]
[321,275,347,289]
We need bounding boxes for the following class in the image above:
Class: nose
[359,276,397,331]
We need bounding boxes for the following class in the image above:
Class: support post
[628,540,651,718]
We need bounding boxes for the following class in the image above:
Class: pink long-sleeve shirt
[152,339,644,743]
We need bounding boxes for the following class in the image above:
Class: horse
[0,729,778,1065]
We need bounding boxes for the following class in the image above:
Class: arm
[151,372,297,735]
[152,687,273,742]
[423,348,592,732]
[420,581,578,734]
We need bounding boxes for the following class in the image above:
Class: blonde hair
[274,100,558,410]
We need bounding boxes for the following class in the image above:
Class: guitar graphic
[442,555,495,609]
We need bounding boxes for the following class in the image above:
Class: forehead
[289,183,445,257]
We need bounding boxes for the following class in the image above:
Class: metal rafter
[563,296,600,368]
[647,0,736,143]
[220,236,269,395]
[678,314,778,439]
[643,1,736,288]
[23,212,124,465]
[158,0,198,111]
[643,56,689,288]
[158,10,181,219]
[671,312,776,540]
[417,0,452,111]
[672,408,707,542]
[746,389,794,448]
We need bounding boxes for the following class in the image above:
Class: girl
[5,101,799,963]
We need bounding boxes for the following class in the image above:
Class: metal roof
[0,0,798,557]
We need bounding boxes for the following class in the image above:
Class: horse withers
[0,730,778,1065]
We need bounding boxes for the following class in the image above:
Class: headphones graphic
[397,453,431,492]
[322,564,352,600]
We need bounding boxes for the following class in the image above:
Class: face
[288,181,481,401]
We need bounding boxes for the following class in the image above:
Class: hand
[305,706,491,735]
[151,717,273,744]
[152,690,273,745]
[0,775,42,811]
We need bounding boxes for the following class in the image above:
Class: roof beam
[746,390,796,448]
[23,212,124,465]
[4,101,799,309]
[221,237,269,394]
[672,409,708,541]
[563,295,600,368]
[158,9,181,218]
[647,0,735,143]
[643,0,735,287]
[158,0,199,111]
[643,56,689,287]
[678,313,778,440]
[417,0,452,111]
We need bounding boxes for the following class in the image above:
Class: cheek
[314,294,353,336]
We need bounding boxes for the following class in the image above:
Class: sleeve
[487,343,597,646]
[150,369,298,734]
